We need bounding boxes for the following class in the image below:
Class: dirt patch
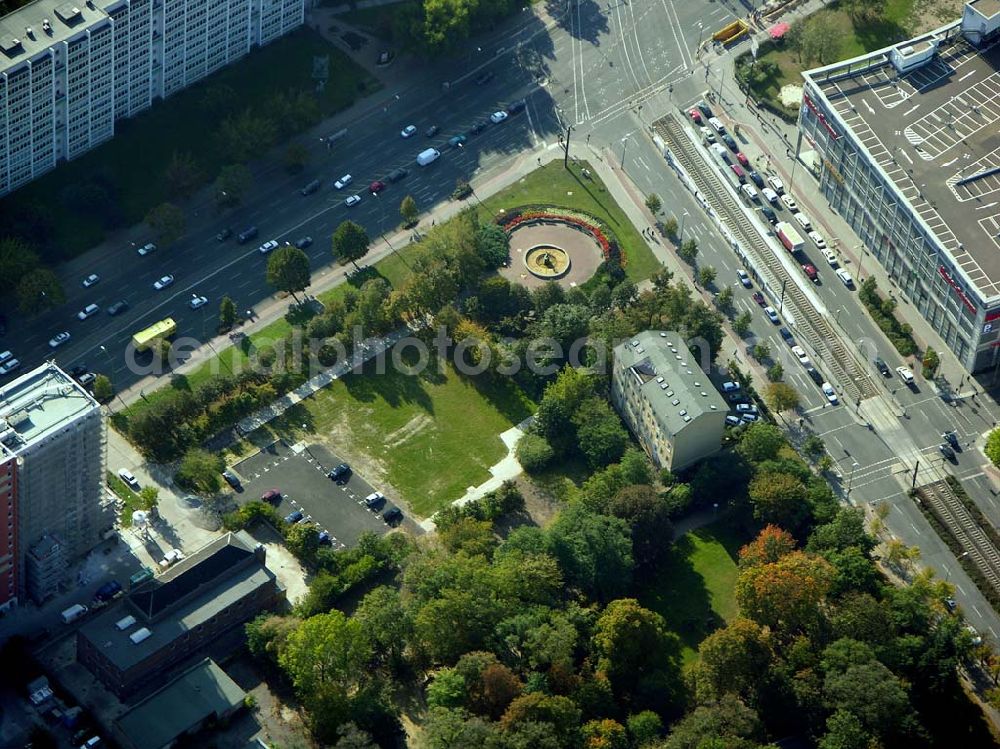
[514,474,564,528]
[779,84,803,109]
[384,413,432,449]
[912,0,964,33]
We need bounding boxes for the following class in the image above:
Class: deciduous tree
[278,611,372,696]
[16,268,65,315]
[145,202,185,245]
[736,550,835,634]
[332,220,371,271]
[400,195,419,226]
[748,471,810,531]
[164,151,203,199]
[548,504,633,602]
[592,598,680,700]
[91,374,113,404]
[645,193,662,214]
[267,244,311,302]
[696,618,772,702]
[219,295,237,331]
[738,525,797,568]
[175,448,224,494]
[766,382,800,413]
[215,164,252,208]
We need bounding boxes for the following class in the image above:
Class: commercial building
[798,1,1000,373]
[77,531,283,698]
[112,658,246,749]
[610,331,728,471]
[0,361,109,605]
[0,453,17,613]
[0,0,305,196]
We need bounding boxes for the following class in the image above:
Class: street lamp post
[620,136,629,169]
[779,278,787,314]
[679,210,690,242]
[847,460,860,496]
[945,551,970,582]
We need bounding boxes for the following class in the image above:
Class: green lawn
[475,161,660,283]
[639,520,745,666]
[334,0,422,42]
[260,352,536,517]
[1,27,380,261]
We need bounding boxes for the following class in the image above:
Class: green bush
[433,481,526,530]
[175,448,225,494]
[516,433,555,473]
[858,278,917,357]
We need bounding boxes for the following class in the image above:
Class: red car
[801,263,818,282]
[752,291,766,306]
[736,152,750,168]
[369,180,386,194]
[689,109,702,124]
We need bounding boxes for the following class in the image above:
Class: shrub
[516,433,555,473]
[175,448,225,494]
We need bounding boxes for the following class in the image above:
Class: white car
[761,187,779,204]
[118,468,140,489]
[836,268,854,288]
[722,380,741,392]
[400,125,417,138]
[808,231,827,250]
[793,212,812,230]
[48,331,71,348]
[345,194,362,207]
[791,345,811,366]
[767,175,785,194]
[737,269,752,288]
[258,240,279,254]
[823,249,838,267]
[490,110,509,124]
[896,366,915,384]
[708,116,726,133]
[821,382,838,404]
[0,358,19,375]
[76,304,100,320]
[741,413,758,423]
[700,126,716,143]
[740,184,759,202]
[82,274,100,288]
[153,275,174,290]
[780,194,798,212]
[137,242,156,256]
[725,414,742,426]
[334,174,353,189]
[764,306,780,323]
[736,403,758,414]
[189,295,208,309]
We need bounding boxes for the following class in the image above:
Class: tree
[678,239,699,265]
[285,522,321,563]
[91,374,113,403]
[748,471,810,530]
[626,711,663,747]
[355,586,411,668]
[215,164,252,208]
[284,142,309,174]
[427,668,466,709]
[278,611,372,696]
[819,710,872,749]
[332,220,371,271]
[840,0,888,23]
[986,428,1000,468]
[767,362,784,382]
[662,695,762,749]
[736,551,835,634]
[548,504,634,602]
[138,485,159,512]
[0,237,40,296]
[921,347,939,379]
[716,286,734,313]
[645,193,662,214]
[164,151,203,199]
[267,244,311,302]
[736,422,785,463]
[608,485,674,566]
[766,382,800,413]
[175,448,225,494]
[400,195,419,226]
[476,223,510,268]
[803,435,826,460]
[698,265,717,287]
[145,202,185,245]
[422,707,492,748]
[663,216,678,237]
[592,598,680,700]
[696,617,772,703]
[573,397,628,468]
[752,341,771,361]
[218,108,277,162]
[733,310,752,336]
[219,295,237,331]
[823,659,914,737]
[582,719,629,749]
[516,433,555,473]
[738,525,797,568]
[16,268,65,315]
[500,693,582,740]
[801,14,841,65]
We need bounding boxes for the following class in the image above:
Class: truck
[60,603,88,624]
[131,317,177,352]
[416,148,441,167]
[775,222,804,253]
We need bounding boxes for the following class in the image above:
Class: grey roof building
[0,361,110,604]
[77,531,283,698]
[611,331,728,471]
[113,658,246,749]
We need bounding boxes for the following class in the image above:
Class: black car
[697,100,713,119]
[237,226,259,244]
[383,506,403,524]
[107,300,129,316]
[222,470,242,491]
[806,367,823,385]
[722,134,738,151]
[426,125,440,137]
[300,179,321,196]
[284,509,304,524]
[779,326,794,344]
[874,357,891,377]
[943,431,960,450]
[0,313,6,336]
[506,99,526,115]
[939,443,956,461]
[295,236,313,249]
[216,228,233,242]
[94,580,122,602]
[386,168,409,183]
[470,121,487,135]
[327,463,352,483]
[69,365,88,379]
[760,206,777,224]
[749,171,765,188]
[475,71,494,86]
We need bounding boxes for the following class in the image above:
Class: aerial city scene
[1,0,1000,746]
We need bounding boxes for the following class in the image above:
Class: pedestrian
[537,157,541,165]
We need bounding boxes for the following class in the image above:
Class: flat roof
[614,331,728,435]
[969,0,1000,19]
[79,532,279,673]
[804,33,1000,301]
[0,361,98,458]
[114,658,245,749]
[0,0,112,75]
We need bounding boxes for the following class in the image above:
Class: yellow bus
[131,318,177,351]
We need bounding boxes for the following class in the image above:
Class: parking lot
[231,440,421,547]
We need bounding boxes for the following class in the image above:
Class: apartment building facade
[0,361,110,604]
[0,0,304,196]
[0,453,17,613]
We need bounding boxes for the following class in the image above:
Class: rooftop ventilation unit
[115,615,136,631]
[129,627,152,644]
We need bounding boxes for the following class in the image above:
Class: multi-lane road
[2,0,999,631]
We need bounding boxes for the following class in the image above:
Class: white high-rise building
[0,361,110,603]
[0,0,304,196]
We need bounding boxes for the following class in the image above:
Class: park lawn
[335,0,422,41]
[4,27,380,261]
[639,520,745,667]
[318,245,419,307]
[477,161,661,282]
[268,352,536,517]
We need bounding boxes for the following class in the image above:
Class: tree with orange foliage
[735,551,835,635]
[696,618,773,702]
[738,525,797,568]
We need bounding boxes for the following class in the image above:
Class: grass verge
[639,520,744,666]
[106,472,141,528]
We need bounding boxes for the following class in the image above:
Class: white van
[416,148,440,167]
[761,187,779,205]
[896,366,915,385]
[793,212,812,230]
[61,603,88,624]
[709,143,730,164]
[836,268,854,288]
[740,184,759,202]
[767,175,785,194]
[708,116,726,133]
